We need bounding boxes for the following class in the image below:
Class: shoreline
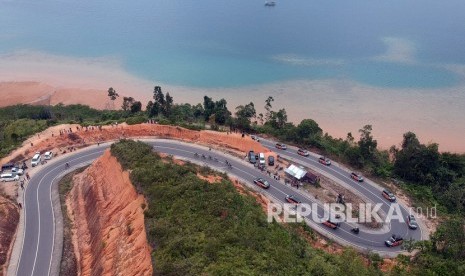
[1,79,464,153]
[1,52,464,153]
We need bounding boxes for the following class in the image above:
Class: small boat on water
[265,1,276,7]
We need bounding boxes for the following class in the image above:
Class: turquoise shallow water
[0,0,464,88]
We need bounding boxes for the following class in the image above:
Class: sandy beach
[1,51,464,153]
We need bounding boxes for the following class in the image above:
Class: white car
[31,152,41,167]
[1,173,20,182]
[44,151,53,160]
[258,153,266,166]
[11,167,24,176]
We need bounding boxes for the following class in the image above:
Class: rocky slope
[66,150,152,276]
[0,194,19,276]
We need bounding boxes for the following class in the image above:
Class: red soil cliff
[0,194,19,276]
[66,150,152,276]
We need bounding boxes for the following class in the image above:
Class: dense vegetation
[2,86,465,274]
[110,140,381,275]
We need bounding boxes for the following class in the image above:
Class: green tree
[264,96,274,122]
[107,87,119,109]
[130,101,142,114]
[257,113,264,125]
[146,101,155,117]
[394,132,440,183]
[165,92,173,117]
[193,103,204,119]
[122,97,134,111]
[203,96,215,121]
[234,102,256,130]
[431,217,465,259]
[275,108,287,128]
[213,98,230,125]
[358,125,377,162]
[152,86,165,116]
[296,119,322,146]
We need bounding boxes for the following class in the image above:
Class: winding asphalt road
[15,138,423,276]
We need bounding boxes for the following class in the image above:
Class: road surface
[15,138,423,276]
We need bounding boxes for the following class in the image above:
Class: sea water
[0,0,464,88]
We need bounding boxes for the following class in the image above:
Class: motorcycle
[351,227,360,234]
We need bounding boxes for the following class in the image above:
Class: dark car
[318,156,331,166]
[268,156,275,166]
[248,150,256,164]
[406,215,418,230]
[285,195,301,204]
[382,190,396,202]
[253,178,270,189]
[297,148,309,156]
[350,172,364,182]
[275,143,287,150]
[322,220,340,229]
[385,235,404,247]
[1,163,15,172]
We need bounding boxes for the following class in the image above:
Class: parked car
[11,167,24,176]
[297,148,309,156]
[275,143,287,150]
[31,152,41,167]
[258,153,266,166]
[322,220,340,229]
[248,150,256,164]
[350,172,364,182]
[268,156,275,166]
[382,190,396,202]
[285,195,301,204]
[0,173,20,182]
[44,151,53,160]
[1,163,15,172]
[251,135,260,142]
[406,215,418,230]
[253,178,270,189]
[385,235,404,247]
[318,156,331,166]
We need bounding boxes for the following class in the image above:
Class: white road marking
[19,138,418,274]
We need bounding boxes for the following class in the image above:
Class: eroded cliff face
[0,195,19,276]
[66,150,152,276]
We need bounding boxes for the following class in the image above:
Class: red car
[285,195,301,204]
[297,148,309,156]
[322,220,339,229]
[385,235,403,247]
[253,178,270,189]
[275,143,287,150]
[350,172,364,182]
[318,156,331,166]
[382,190,396,202]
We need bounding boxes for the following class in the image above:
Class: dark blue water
[1,0,464,88]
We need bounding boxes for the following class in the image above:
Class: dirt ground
[0,123,271,168]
